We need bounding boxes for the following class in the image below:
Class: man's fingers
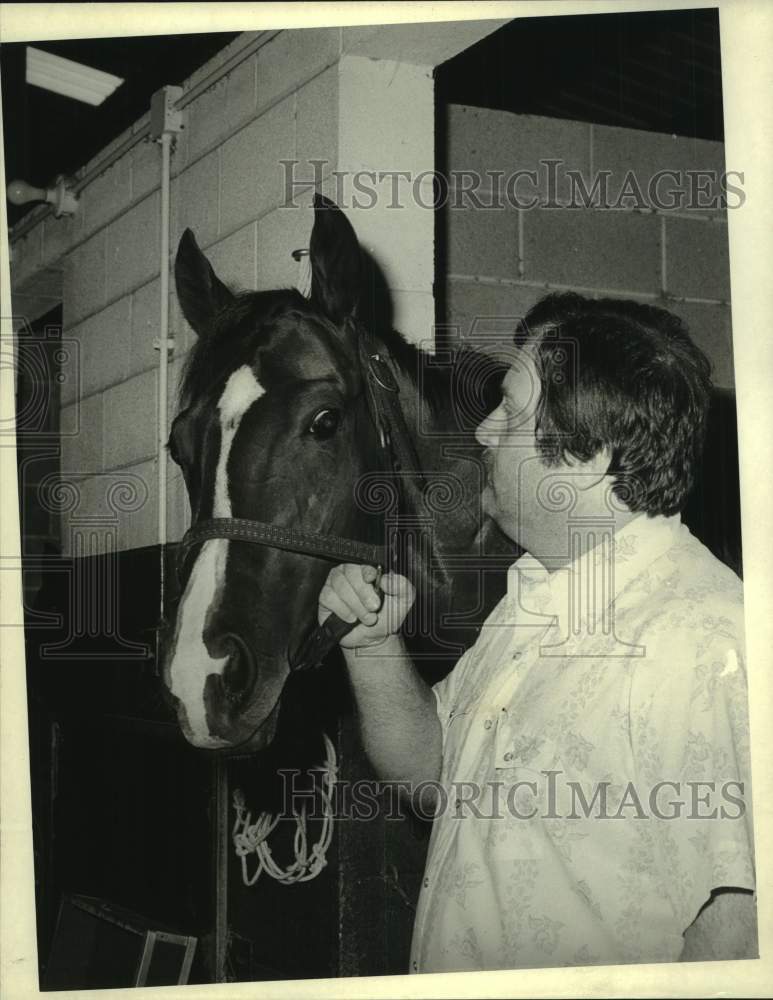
[318,565,416,644]
[342,563,382,613]
[380,571,415,602]
[317,583,359,624]
[324,566,379,625]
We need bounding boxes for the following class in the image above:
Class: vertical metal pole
[213,757,229,981]
[157,131,172,643]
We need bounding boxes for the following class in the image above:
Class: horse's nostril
[220,634,256,703]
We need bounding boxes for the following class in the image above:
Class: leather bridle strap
[177,516,391,675]
[178,517,387,578]
[359,336,425,486]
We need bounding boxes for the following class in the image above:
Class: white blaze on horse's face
[168,365,265,747]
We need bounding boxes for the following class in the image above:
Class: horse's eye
[308,409,340,439]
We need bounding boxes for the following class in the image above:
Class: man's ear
[309,193,362,325]
[570,446,613,489]
[175,228,235,338]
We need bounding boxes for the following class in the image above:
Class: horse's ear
[175,229,235,338]
[309,193,362,325]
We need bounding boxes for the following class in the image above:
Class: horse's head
[162,196,386,752]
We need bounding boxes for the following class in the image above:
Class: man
[318,293,756,971]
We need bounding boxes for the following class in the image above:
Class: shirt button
[484,719,493,730]
[503,751,514,762]
[512,651,521,660]
[423,877,429,888]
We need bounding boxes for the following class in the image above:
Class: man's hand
[320,564,441,790]
[318,564,415,649]
[680,888,757,962]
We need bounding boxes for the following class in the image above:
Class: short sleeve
[629,623,755,933]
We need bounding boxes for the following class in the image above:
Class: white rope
[231,732,337,886]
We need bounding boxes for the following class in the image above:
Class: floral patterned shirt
[410,515,755,973]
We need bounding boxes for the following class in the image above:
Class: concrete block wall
[13,30,343,555]
[336,56,436,347]
[9,22,510,557]
[443,104,735,389]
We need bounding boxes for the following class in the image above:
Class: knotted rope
[231,732,337,886]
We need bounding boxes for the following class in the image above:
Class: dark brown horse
[162,195,513,761]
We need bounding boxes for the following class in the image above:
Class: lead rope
[231,732,337,886]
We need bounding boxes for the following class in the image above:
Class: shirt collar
[507,514,685,633]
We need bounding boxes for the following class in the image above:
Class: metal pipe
[213,758,229,982]
[9,31,281,242]
[156,130,173,642]
[176,30,279,110]
[158,131,172,554]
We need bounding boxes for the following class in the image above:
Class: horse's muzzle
[199,638,286,751]
[177,697,281,755]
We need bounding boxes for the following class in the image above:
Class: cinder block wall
[13,21,489,557]
[12,31,342,555]
[443,105,734,388]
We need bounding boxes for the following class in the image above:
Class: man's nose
[475,411,498,448]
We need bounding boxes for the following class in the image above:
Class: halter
[177,324,427,673]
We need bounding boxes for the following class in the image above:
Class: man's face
[475,350,569,559]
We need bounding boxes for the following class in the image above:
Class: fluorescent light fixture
[26,46,124,106]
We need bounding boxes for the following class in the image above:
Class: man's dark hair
[516,292,713,517]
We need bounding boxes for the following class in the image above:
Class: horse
[161,194,514,770]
